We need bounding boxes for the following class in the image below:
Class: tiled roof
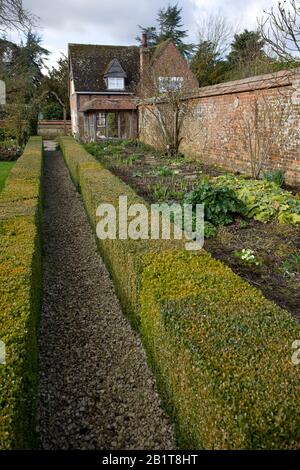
[69,43,140,93]
[80,98,137,112]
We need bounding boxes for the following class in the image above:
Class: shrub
[0,137,43,449]
[0,128,16,142]
[213,174,300,225]
[204,221,217,239]
[61,137,300,450]
[0,140,23,162]
[41,102,63,120]
[184,179,245,226]
[141,250,300,449]
[280,253,300,277]
[263,170,285,187]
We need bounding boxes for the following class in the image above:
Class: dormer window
[107,77,125,90]
[104,58,127,92]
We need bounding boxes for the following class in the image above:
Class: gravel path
[37,143,175,450]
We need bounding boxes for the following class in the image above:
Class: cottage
[68,35,198,141]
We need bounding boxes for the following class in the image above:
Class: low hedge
[141,250,300,449]
[0,137,43,449]
[60,137,300,449]
[60,137,183,327]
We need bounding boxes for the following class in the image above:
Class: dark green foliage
[0,33,49,143]
[135,26,158,47]
[40,55,70,118]
[263,169,285,187]
[0,128,16,142]
[0,138,22,162]
[184,179,245,226]
[204,221,217,239]
[136,3,194,57]
[280,253,300,277]
[41,102,63,120]
[227,29,265,66]
[190,41,229,86]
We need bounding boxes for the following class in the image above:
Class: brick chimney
[140,33,150,73]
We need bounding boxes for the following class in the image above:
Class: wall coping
[138,68,300,106]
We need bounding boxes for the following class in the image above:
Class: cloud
[191,0,278,31]
[20,0,279,68]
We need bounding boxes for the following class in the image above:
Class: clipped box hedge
[60,137,300,449]
[0,137,43,449]
[60,136,183,326]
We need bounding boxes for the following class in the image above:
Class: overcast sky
[7,0,278,69]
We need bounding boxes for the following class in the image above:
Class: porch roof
[80,98,137,112]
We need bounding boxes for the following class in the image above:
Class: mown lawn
[0,162,15,192]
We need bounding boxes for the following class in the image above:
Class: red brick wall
[139,40,198,97]
[139,70,300,184]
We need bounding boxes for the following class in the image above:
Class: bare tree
[0,0,35,33]
[139,79,197,156]
[260,0,300,63]
[196,12,236,58]
[233,94,295,178]
[138,45,198,156]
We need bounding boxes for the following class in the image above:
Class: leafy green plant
[214,174,300,225]
[152,183,171,201]
[184,179,245,226]
[238,219,250,229]
[126,154,140,166]
[133,170,143,177]
[0,128,16,142]
[168,189,185,201]
[83,141,125,158]
[263,170,285,187]
[204,221,217,239]
[154,166,174,177]
[235,248,260,266]
[280,253,300,277]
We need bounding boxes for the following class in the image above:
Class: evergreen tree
[41,54,70,118]
[136,3,194,57]
[135,26,158,47]
[227,29,265,67]
[225,29,277,79]
[190,40,229,86]
[0,31,49,141]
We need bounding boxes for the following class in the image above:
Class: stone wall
[138,69,300,184]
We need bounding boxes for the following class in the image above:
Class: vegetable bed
[84,140,300,321]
